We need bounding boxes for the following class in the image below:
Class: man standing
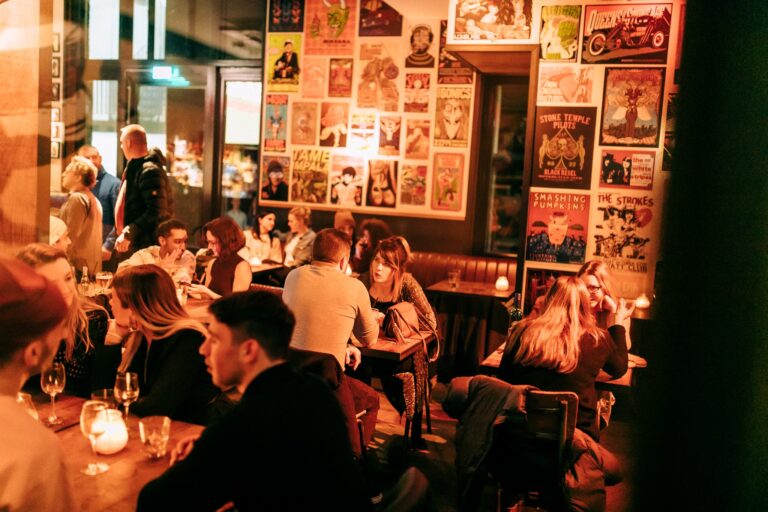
[114,124,174,258]
[137,291,371,511]
[0,257,73,511]
[283,229,380,450]
[78,145,120,246]
[117,218,197,283]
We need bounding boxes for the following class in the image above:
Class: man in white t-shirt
[0,257,74,511]
[117,218,196,284]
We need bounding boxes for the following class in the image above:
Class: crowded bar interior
[0,0,766,510]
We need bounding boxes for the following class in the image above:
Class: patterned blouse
[358,272,437,331]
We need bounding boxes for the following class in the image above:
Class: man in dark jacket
[114,124,173,257]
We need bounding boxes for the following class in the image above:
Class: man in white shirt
[0,257,74,511]
[117,218,196,283]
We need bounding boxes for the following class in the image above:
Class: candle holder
[495,276,510,291]
[95,409,129,455]
[635,293,651,309]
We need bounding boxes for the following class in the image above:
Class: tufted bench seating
[408,251,518,289]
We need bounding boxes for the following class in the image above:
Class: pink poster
[304,0,357,55]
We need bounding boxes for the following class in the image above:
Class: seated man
[0,257,73,511]
[283,228,380,451]
[138,291,371,511]
[117,218,196,284]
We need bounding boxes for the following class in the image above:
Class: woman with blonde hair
[499,276,632,442]
[111,264,222,424]
[60,155,103,276]
[17,243,109,397]
[577,259,632,348]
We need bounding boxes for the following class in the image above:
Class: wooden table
[359,331,434,362]
[184,296,213,323]
[250,262,282,276]
[427,279,515,300]
[36,395,204,511]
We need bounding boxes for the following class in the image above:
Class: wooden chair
[487,390,579,512]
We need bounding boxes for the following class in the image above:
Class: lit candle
[249,256,262,266]
[495,276,510,291]
[94,409,129,455]
[635,293,651,309]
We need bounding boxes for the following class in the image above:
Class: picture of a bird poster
[600,67,665,147]
[304,0,357,55]
[532,106,596,190]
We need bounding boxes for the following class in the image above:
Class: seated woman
[351,218,391,273]
[577,259,632,348]
[243,210,282,264]
[189,216,251,300]
[17,244,109,398]
[498,276,632,444]
[357,236,437,447]
[60,156,103,277]
[283,206,315,268]
[111,264,224,425]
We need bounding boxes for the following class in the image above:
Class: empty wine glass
[80,400,109,475]
[40,362,66,426]
[114,372,140,419]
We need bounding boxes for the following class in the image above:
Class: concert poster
[592,192,656,273]
[359,0,403,37]
[400,164,427,206]
[357,42,401,112]
[269,0,304,32]
[598,149,655,190]
[348,111,377,151]
[301,58,327,99]
[366,159,398,208]
[431,153,463,211]
[438,20,473,85]
[537,64,594,105]
[404,119,430,160]
[434,87,471,148]
[267,34,302,93]
[304,0,357,55]
[448,0,535,44]
[532,106,596,190]
[525,191,589,264]
[290,149,330,203]
[378,115,401,156]
[329,58,354,97]
[600,67,665,147]
[318,102,349,148]
[539,5,581,61]
[263,95,288,152]
[404,73,430,113]
[330,154,365,206]
[290,102,318,146]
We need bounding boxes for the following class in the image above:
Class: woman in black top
[111,264,225,425]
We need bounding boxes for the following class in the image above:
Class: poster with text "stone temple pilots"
[532,106,596,190]
[525,192,589,264]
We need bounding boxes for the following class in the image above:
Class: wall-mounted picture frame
[51,107,61,123]
[52,82,60,101]
[52,32,61,53]
[51,122,64,141]
[51,141,61,159]
[52,57,61,78]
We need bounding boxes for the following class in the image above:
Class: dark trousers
[338,374,380,456]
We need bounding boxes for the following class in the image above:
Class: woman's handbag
[383,302,420,340]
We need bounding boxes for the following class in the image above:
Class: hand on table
[187,283,218,300]
[345,345,362,371]
[170,432,202,466]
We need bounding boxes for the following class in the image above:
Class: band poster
[599,149,655,190]
[318,102,349,148]
[261,156,290,202]
[448,0,536,43]
[263,95,288,152]
[267,34,302,93]
[600,67,665,147]
[290,102,317,146]
[592,192,656,273]
[329,58,353,97]
[378,116,401,156]
[532,106,596,190]
[348,112,376,151]
[400,164,427,206]
[432,153,463,211]
[438,21,473,85]
[582,4,672,65]
[291,149,330,203]
[357,42,401,112]
[301,58,327,99]
[330,154,364,206]
[434,87,471,148]
[359,0,403,37]
[269,0,304,32]
[526,192,589,264]
[540,5,581,61]
[367,160,398,208]
[537,64,594,105]
[304,0,357,55]
[404,119,430,160]
[404,73,430,113]
[522,266,576,316]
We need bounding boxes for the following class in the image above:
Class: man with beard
[406,25,435,67]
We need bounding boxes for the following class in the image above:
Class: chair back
[249,283,284,297]
[488,389,578,511]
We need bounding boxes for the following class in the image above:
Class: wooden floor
[371,382,636,512]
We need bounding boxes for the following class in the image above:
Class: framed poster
[260,156,290,202]
[434,87,471,148]
[52,57,61,78]
[525,191,589,264]
[600,67,665,147]
[52,32,61,53]
[328,58,353,97]
[367,160,398,208]
[51,122,64,141]
[447,0,538,44]
[400,163,427,206]
[51,107,61,123]
[532,106,596,190]
[330,155,364,206]
[52,82,60,101]
[582,4,672,64]
[51,141,61,159]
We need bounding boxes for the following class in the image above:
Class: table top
[427,279,515,300]
[35,395,203,512]
[360,332,433,362]
[184,296,213,323]
[250,262,283,275]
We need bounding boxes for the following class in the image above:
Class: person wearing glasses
[576,260,633,348]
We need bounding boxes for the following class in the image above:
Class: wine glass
[80,400,109,475]
[95,271,113,294]
[114,372,140,419]
[40,362,66,426]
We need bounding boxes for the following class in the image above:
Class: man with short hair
[78,145,120,248]
[117,218,196,283]
[113,124,174,257]
[283,228,380,450]
[0,257,74,511]
[137,291,371,511]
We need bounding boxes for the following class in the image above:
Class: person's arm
[131,331,208,419]
[268,237,283,263]
[232,260,252,293]
[402,274,437,331]
[292,231,316,267]
[352,281,379,346]
[125,165,168,243]
[602,325,629,379]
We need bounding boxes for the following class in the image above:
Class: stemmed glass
[80,400,109,475]
[40,362,66,426]
[95,271,113,294]
[114,372,140,419]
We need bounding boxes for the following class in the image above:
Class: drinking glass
[95,271,113,294]
[447,269,461,289]
[91,388,116,408]
[16,392,39,421]
[40,362,66,426]
[114,372,140,419]
[80,400,109,475]
[139,416,172,459]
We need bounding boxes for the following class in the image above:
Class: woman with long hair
[60,156,103,276]
[576,259,632,348]
[17,243,109,397]
[357,236,437,448]
[189,216,251,299]
[111,264,222,424]
[499,276,632,442]
[243,210,282,263]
